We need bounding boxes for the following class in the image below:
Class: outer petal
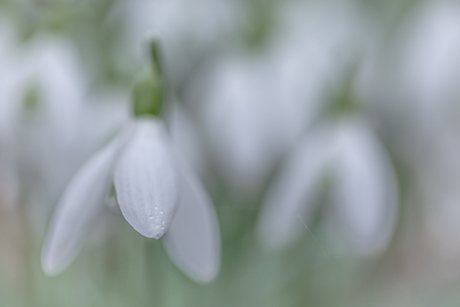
[41,124,134,275]
[163,154,221,283]
[255,128,332,249]
[114,118,179,239]
[328,120,398,255]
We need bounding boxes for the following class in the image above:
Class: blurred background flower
[1,0,460,306]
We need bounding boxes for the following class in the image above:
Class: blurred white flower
[394,0,460,258]
[256,118,398,256]
[196,53,310,190]
[42,117,221,283]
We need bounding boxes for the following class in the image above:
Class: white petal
[114,118,179,239]
[256,128,332,249]
[41,125,133,275]
[163,154,221,283]
[328,120,398,255]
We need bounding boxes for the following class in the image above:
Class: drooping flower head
[256,117,398,256]
[42,39,221,283]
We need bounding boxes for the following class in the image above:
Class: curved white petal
[256,128,332,249]
[114,118,179,239]
[163,154,221,283]
[41,125,133,275]
[328,120,398,255]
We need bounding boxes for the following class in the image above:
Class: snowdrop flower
[254,2,397,255]
[393,0,460,258]
[256,117,398,256]
[41,43,221,283]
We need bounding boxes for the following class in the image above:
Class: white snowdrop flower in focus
[42,42,221,283]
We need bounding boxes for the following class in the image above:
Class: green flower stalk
[133,39,164,117]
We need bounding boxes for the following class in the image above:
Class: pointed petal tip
[41,261,59,277]
[136,223,168,240]
[191,265,220,284]
[151,233,164,240]
[40,247,66,277]
[164,236,221,284]
[121,211,173,240]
